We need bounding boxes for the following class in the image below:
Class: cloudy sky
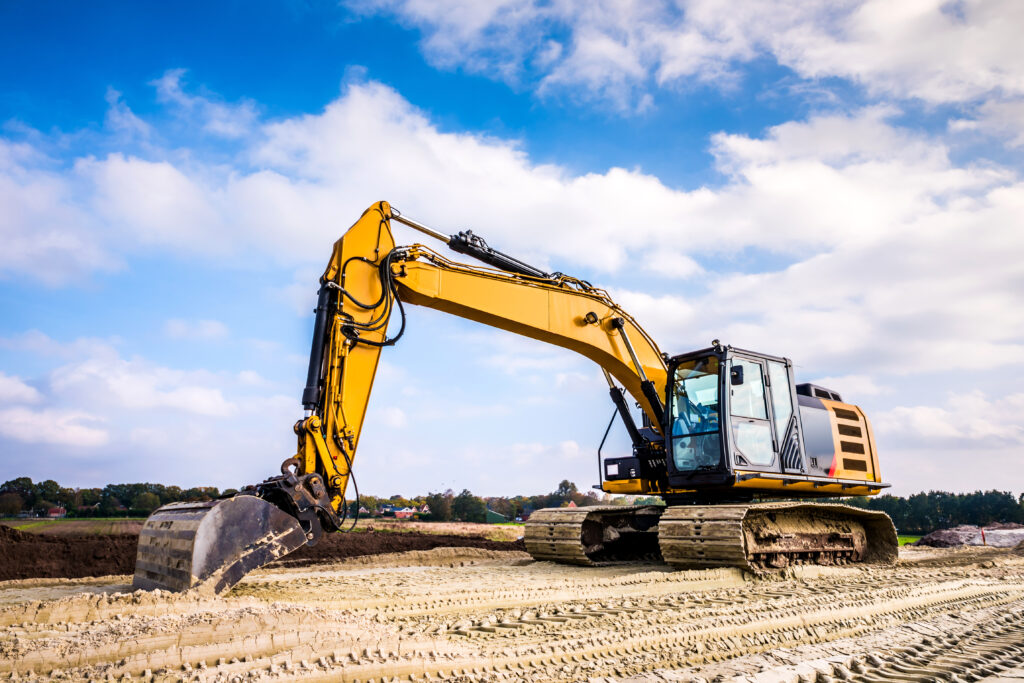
[1,0,1022,497]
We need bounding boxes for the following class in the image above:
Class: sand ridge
[1,545,1023,681]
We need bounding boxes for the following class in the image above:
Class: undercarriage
[524,502,898,572]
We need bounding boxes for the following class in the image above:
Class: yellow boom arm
[299,201,667,522]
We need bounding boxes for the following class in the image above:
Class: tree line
[4,476,1020,534]
[0,477,230,517]
[835,490,1024,535]
[0,477,653,521]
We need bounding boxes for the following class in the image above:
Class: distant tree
[0,492,23,516]
[486,497,515,519]
[36,479,61,504]
[424,491,453,522]
[1,477,36,507]
[161,486,183,504]
[80,488,102,506]
[131,492,161,512]
[452,489,486,523]
[183,487,220,501]
[99,495,124,515]
[57,487,80,510]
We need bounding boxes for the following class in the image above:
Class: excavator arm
[133,201,668,594]
[301,201,667,523]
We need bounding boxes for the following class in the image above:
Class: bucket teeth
[133,495,308,595]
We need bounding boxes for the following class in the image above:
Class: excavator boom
[133,201,896,594]
[132,202,669,593]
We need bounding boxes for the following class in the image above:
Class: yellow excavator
[133,202,897,595]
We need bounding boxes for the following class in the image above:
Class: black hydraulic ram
[301,285,334,410]
[610,317,665,427]
[391,209,550,279]
[602,368,645,449]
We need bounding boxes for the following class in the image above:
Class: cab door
[729,357,777,470]
[765,359,805,473]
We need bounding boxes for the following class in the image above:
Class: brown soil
[917,523,1024,548]
[0,524,137,581]
[281,530,525,567]
[0,524,524,581]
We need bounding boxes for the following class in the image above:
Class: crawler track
[523,505,662,565]
[526,502,898,572]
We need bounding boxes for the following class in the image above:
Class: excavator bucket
[132,495,308,595]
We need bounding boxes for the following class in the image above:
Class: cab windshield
[670,356,723,471]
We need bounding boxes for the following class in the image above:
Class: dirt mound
[275,530,525,566]
[0,529,137,581]
[0,527,525,581]
[917,524,1024,548]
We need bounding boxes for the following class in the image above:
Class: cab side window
[730,358,774,467]
[730,359,767,419]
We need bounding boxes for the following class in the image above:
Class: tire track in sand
[0,546,1022,681]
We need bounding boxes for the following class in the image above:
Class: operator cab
[664,344,805,491]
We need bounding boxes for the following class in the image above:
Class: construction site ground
[3,528,1024,683]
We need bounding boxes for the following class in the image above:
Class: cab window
[730,359,767,419]
[670,356,722,471]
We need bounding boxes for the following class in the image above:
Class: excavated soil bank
[0,524,524,581]
[916,522,1024,547]
[279,530,525,567]
[0,524,136,581]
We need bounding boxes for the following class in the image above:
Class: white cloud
[0,407,108,447]
[152,69,259,139]
[353,0,1024,112]
[0,333,302,486]
[237,370,267,386]
[607,108,1024,376]
[50,346,237,418]
[164,318,229,340]
[79,152,228,251]
[6,82,1021,385]
[2,72,1023,493]
[0,372,42,404]
[378,406,408,428]
[875,391,1024,448]
[104,87,152,139]
[807,374,887,398]
[951,99,1024,147]
[3,78,1016,289]
[0,141,118,285]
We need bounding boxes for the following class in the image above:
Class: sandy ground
[2,546,1024,681]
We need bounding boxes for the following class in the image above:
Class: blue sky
[1,0,1022,497]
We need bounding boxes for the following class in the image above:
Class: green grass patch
[8,520,54,530]
[898,535,921,546]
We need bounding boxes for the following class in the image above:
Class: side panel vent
[838,424,863,437]
[780,414,803,471]
[833,407,860,421]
